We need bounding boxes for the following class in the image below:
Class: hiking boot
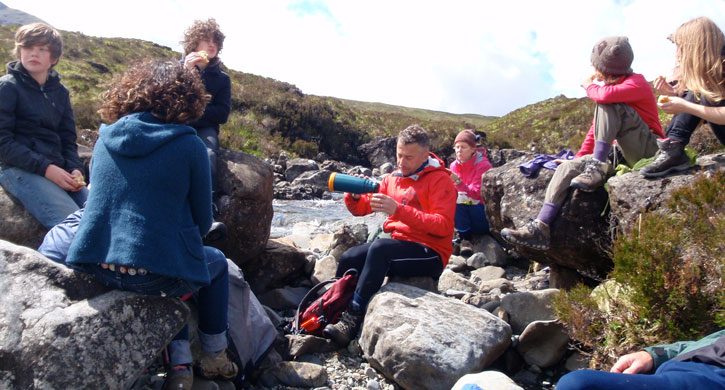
[203,221,227,245]
[163,367,193,390]
[195,349,238,380]
[323,309,363,347]
[571,159,609,192]
[640,138,690,178]
[500,219,550,250]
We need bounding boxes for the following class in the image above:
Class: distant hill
[0,2,45,26]
[1,22,638,164]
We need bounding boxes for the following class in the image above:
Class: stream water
[270,193,387,239]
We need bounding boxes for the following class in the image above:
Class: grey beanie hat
[591,36,634,75]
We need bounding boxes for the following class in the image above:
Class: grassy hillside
[0,25,500,164]
[7,26,710,164]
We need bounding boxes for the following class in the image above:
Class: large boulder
[290,169,331,195]
[607,153,725,232]
[359,283,511,390]
[215,148,275,265]
[284,158,319,182]
[0,240,188,390]
[482,155,612,279]
[245,237,307,294]
[0,185,46,248]
[359,136,397,168]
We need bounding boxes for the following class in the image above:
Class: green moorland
[0,25,608,163]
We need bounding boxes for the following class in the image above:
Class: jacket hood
[392,152,448,181]
[6,60,61,90]
[100,112,196,157]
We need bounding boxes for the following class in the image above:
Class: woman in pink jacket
[449,129,492,241]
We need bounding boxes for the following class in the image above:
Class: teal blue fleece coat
[66,112,213,286]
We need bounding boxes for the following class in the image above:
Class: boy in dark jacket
[182,18,231,243]
[0,23,87,228]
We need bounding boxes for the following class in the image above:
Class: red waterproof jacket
[344,152,456,266]
[450,149,492,204]
[576,73,664,158]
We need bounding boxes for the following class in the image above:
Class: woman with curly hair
[641,16,725,177]
[64,61,237,390]
[181,18,231,242]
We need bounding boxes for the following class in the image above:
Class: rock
[285,158,320,182]
[499,289,559,334]
[348,165,373,178]
[214,148,274,264]
[549,264,584,289]
[470,234,508,267]
[359,136,397,168]
[478,278,515,294]
[446,255,467,272]
[0,185,47,248]
[451,371,524,390]
[258,286,310,310]
[291,169,332,195]
[349,224,369,244]
[607,153,725,232]
[285,334,339,359]
[482,155,612,279]
[262,361,328,388]
[0,240,189,390]
[470,266,507,284]
[516,320,570,368]
[437,269,479,293]
[379,162,394,175]
[246,238,307,293]
[565,351,591,371]
[327,226,362,261]
[274,181,320,200]
[461,294,500,310]
[311,255,338,285]
[359,283,511,390]
[309,234,334,253]
[465,253,489,269]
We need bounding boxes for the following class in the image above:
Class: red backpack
[290,270,358,336]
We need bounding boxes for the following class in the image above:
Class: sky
[5,0,725,117]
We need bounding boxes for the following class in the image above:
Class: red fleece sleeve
[344,192,372,216]
[585,76,650,105]
[575,123,596,158]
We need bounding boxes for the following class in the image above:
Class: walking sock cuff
[592,141,611,163]
[536,202,560,226]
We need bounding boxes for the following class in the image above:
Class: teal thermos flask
[328,172,380,194]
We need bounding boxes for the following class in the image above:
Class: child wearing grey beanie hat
[591,36,634,76]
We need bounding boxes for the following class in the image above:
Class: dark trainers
[500,219,551,250]
[571,159,609,192]
[323,309,363,347]
[195,349,238,380]
[640,138,690,178]
[203,221,227,245]
[163,367,193,390]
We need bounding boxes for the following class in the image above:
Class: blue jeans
[556,360,725,390]
[454,203,490,235]
[0,166,87,228]
[84,246,229,366]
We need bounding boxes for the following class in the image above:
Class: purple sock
[536,202,560,226]
[592,141,611,163]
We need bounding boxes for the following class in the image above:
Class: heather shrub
[553,169,725,369]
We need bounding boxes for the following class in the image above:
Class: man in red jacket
[324,125,457,346]
[501,36,663,250]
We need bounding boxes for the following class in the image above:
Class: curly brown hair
[98,61,210,124]
[182,18,225,55]
[14,23,63,65]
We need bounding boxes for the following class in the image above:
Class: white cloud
[5,0,725,116]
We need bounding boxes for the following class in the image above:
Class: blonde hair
[14,23,63,66]
[670,17,725,103]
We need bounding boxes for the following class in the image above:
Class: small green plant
[554,170,725,369]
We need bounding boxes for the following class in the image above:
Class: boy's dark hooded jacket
[0,61,83,176]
